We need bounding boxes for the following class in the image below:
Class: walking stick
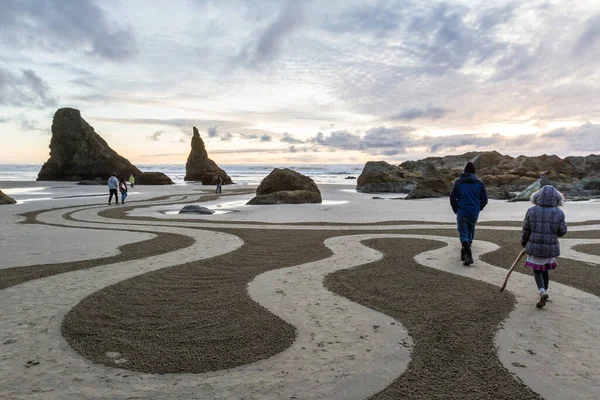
[500,249,527,292]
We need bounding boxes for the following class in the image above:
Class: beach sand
[1,182,599,399]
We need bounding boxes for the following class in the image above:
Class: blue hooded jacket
[449,172,488,218]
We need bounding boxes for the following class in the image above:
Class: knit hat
[464,162,476,174]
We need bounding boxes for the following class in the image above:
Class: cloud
[260,134,272,142]
[311,130,362,150]
[237,1,305,65]
[575,13,600,54]
[389,107,454,121]
[220,132,233,141]
[207,125,218,137]
[241,133,259,140]
[324,4,401,35]
[95,117,227,129]
[138,153,187,158]
[0,0,137,61]
[406,3,508,70]
[0,68,57,108]
[211,148,287,154]
[477,5,515,30]
[541,123,600,152]
[148,130,164,141]
[280,132,304,143]
[288,144,310,153]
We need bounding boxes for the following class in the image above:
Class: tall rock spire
[184,127,232,184]
[37,108,141,181]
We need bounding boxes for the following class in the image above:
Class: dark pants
[456,213,478,244]
[216,184,222,194]
[109,189,118,204]
[533,270,549,291]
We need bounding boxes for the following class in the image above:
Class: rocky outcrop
[0,190,17,205]
[405,165,452,200]
[486,187,516,200]
[184,127,232,185]
[247,168,322,205]
[359,151,600,199]
[356,161,415,193]
[179,205,214,214]
[37,108,141,181]
[136,172,174,185]
[565,178,600,200]
[510,175,551,202]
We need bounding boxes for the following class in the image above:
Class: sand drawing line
[2,201,412,400]
[2,199,599,399]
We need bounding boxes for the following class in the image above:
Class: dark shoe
[536,292,549,308]
[463,243,473,266]
[460,246,466,261]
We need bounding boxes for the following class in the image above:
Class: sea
[0,164,364,185]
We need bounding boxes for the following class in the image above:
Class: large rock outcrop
[136,172,174,185]
[0,190,17,205]
[356,161,415,193]
[37,108,141,181]
[405,165,452,199]
[247,168,322,205]
[358,151,600,199]
[184,127,232,185]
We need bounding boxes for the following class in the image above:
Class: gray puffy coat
[521,185,567,258]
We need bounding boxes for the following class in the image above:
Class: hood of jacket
[531,185,564,207]
[459,172,478,183]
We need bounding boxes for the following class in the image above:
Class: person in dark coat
[521,185,567,308]
[449,161,488,265]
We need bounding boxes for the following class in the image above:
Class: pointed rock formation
[184,127,232,184]
[0,190,17,205]
[37,108,141,181]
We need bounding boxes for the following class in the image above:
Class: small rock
[511,362,527,368]
[179,205,214,214]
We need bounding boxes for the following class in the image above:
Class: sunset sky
[1,0,599,165]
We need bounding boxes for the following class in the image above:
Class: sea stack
[184,127,232,184]
[247,168,322,205]
[37,108,141,181]
[0,190,17,205]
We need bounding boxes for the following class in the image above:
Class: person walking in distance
[119,176,128,204]
[450,161,488,265]
[521,185,567,308]
[108,173,119,205]
[215,174,223,194]
[129,173,135,188]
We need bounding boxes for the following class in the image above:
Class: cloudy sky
[1,0,600,165]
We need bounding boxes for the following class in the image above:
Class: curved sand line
[321,234,600,399]
[2,204,412,400]
[4,199,600,399]
[407,236,600,400]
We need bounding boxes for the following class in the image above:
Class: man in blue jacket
[450,161,488,265]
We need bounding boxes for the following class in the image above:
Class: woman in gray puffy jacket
[521,185,567,308]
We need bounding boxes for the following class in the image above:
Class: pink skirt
[524,260,557,272]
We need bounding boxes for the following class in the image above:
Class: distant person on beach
[521,185,567,308]
[119,177,128,204]
[449,161,488,266]
[108,173,119,205]
[215,174,223,194]
[129,173,135,188]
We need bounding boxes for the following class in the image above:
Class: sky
[1,0,600,165]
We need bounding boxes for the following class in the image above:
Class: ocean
[0,164,364,185]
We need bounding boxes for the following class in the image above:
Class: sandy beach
[1,182,599,399]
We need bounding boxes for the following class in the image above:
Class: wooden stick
[500,249,527,292]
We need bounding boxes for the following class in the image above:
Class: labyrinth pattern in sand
[1,193,599,400]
